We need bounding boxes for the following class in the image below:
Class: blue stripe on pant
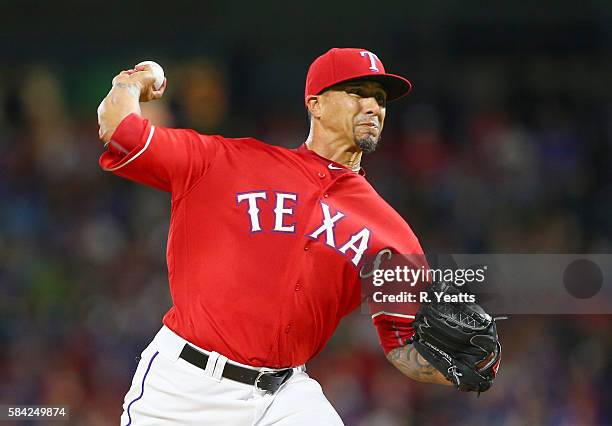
[124,351,159,426]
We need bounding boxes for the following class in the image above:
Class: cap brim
[321,73,413,102]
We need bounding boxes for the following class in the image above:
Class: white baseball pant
[119,325,344,425]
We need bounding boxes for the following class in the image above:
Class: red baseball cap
[305,48,413,104]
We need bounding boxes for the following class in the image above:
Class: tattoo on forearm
[112,82,141,99]
[387,344,449,384]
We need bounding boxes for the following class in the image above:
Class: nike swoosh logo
[328,163,344,170]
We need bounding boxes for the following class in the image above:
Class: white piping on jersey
[103,125,156,171]
[371,311,416,320]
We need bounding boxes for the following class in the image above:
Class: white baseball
[135,60,165,90]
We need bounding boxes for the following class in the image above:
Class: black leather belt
[179,344,294,394]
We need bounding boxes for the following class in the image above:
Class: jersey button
[295,284,301,291]
[317,172,326,178]
[284,324,292,334]
[323,193,329,198]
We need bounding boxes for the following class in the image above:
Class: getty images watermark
[359,252,612,315]
[370,265,487,303]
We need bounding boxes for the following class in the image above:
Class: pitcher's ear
[306,96,321,119]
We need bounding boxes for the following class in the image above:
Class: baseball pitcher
[97,48,500,425]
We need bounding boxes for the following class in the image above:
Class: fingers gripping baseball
[111,61,167,102]
[98,61,166,143]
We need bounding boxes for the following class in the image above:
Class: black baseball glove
[410,281,502,393]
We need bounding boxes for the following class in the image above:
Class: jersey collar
[294,143,367,177]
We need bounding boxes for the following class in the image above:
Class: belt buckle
[254,368,275,392]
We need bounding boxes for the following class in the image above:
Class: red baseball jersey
[100,113,425,368]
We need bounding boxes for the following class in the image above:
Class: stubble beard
[355,133,380,155]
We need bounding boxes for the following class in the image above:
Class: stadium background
[1,1,611,424]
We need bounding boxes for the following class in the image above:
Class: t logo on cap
[304,47,413,104]
[360,51,380,72]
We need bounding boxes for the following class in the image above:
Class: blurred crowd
[1,50,612,425]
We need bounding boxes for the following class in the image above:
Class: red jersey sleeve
[99,113,221,197]
[368,252,428,354]
[372,313,416,355]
